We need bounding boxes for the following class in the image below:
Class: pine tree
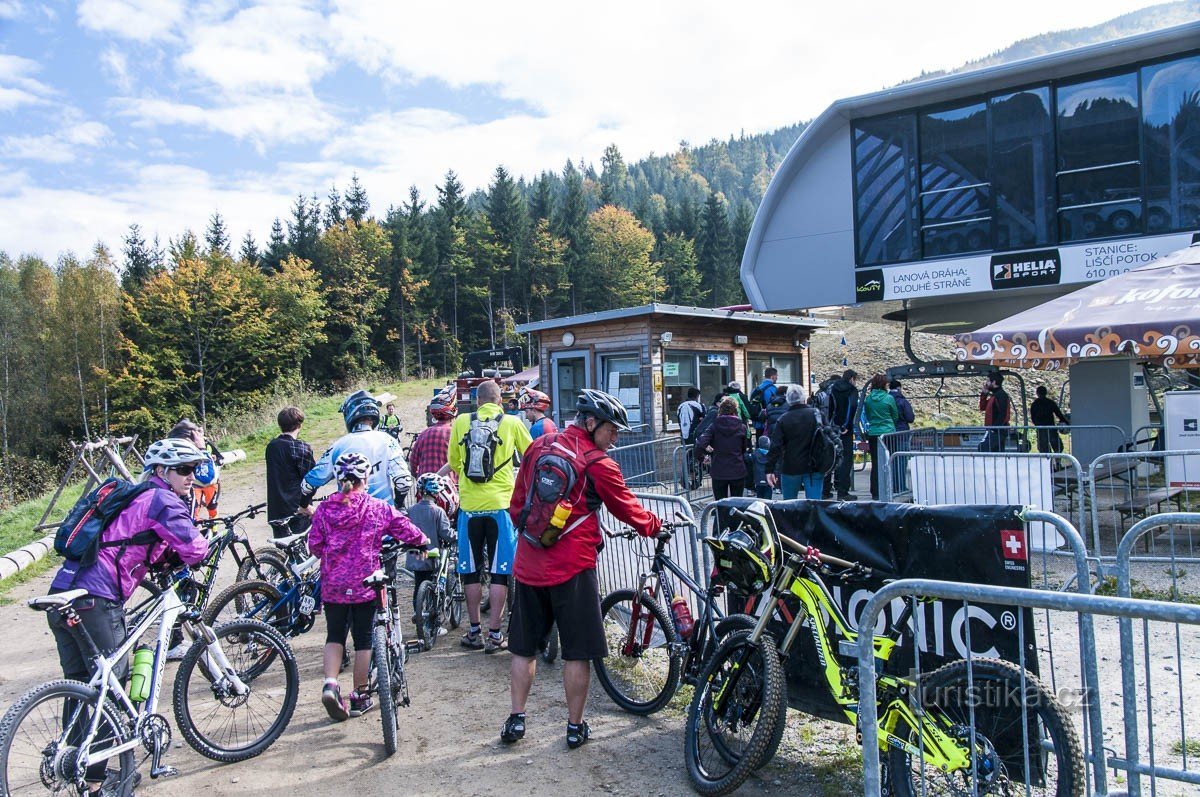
[325,186,344,229]
[435,170,466,266]
[486,166,529,339]
[556,161,588,313]
[205,212,231,258]
[121,224,158,292]
[263,218,289,273]
[600,143,631,207]
[344,173,369,224]
[239,232,260,268]
[528,172,555,221]
[697,192,735,307]
[169,230,201,264]
[656,233,706,305]
[288,194,320,264]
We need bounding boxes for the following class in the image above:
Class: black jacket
[829,378,858,434]
[697,414,749,480]
[765,404,820,477]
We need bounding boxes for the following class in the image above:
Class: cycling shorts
[457,509,516,586]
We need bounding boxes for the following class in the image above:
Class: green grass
[1172,738,1200,756]
[0,481,87,598]
[1095,574,1200,605]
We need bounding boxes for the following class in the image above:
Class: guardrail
[857,578,1200,797]
[1084,449,1198,560]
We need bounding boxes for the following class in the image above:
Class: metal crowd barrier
[1114,513,1200,793]
[607,434,684,491]
[857,577,1200,797]
[594,491,704,609]
[1084,449,1199,560]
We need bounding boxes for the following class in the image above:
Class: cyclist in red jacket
[502,389,661,750]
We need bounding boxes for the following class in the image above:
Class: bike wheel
[0,679,136,797]
[202,579,286,631]
[172,618,299,762]
[685,630,785,797]
[416,581,440,651]
[593,589,681,715]
[373,626,398,757]
[237,549,289,586]
[886,658,1084,797]
[447,572,463,629]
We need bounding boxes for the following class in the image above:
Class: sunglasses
[169,464,198,476]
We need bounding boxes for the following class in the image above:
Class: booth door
[551,350,590,427]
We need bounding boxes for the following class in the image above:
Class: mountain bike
[415,539,464,650]
[0,568,299,796]
[367,536,425,756]
[201,540,323,635]
[593,514,757,716]
[684,502,1084,797]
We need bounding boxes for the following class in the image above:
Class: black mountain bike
[415,540,464,650]
[367,536,425,756]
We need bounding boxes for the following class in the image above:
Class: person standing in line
[723,381,754,436]
[750,367,779,438]
[829,370,860,500]
[979,372,1013,452]
[1030,385,1069,454]
[889,380,915,432]
[765,385,823,500]
[265,406,316,538]
[407,473,455,623]
[408,387,458,482]
[502,389,662,750]
[309,453,428,722]
[752,435,774,499]
[519,389,558,439]
[863,374,899,500]
[446,379,532,653]
[696,397,749,501]
[381,402,403,436]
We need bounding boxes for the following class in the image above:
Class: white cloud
[0,1,22,20]
[0,53,55,110]
[2,117,111,163]
[114,93,339,149]
[76,0,186,42]
[99,47,132,92]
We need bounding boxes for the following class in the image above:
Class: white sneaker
[165,643,189,662]
[437,627,447,636]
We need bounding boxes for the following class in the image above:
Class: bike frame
[64,573,249,774]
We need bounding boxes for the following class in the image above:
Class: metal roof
[513,303,826,334]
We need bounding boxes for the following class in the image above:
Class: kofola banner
[866,230,1195,302]
[714,499,1036,720]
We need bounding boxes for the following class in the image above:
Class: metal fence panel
[1087,449,1200,560]
[595,492,704,609]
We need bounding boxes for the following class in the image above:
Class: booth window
[919,100,990,258]
[1142,54,1200,234]
[601,354,642,426]
[1056,71,1141,242]
[853,112,920,266]
[990,87,1055,250]
[747,355,800,388]
[663,352,731,430]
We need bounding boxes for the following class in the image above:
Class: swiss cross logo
[1001,530,1027,561]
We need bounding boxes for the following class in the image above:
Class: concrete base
[0,535,55,581]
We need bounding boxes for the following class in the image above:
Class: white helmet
[143,438,208,470]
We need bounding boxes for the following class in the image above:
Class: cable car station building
[741,22,1200,443]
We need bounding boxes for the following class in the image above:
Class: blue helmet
[341,390,381,432]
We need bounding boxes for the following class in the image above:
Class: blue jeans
[780,473,824,500]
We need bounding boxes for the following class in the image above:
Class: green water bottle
[129,645,154,703]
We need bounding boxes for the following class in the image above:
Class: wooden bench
[1113,486,1185,523]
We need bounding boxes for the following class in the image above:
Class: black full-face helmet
[702,501,781,593]
[341,390,381,432]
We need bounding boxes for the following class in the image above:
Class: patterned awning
[954,243,1200,370]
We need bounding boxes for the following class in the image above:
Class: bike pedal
[404,640,423,655]
[150,765,180,779]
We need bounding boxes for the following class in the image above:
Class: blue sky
[0,0,1171,261]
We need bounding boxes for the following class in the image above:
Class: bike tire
[593,589,681,715]
[373,626,398,757]
[0,679,136,797]
[684,630,785,797]
[202,579,286,631]
[710,613,787,772]
[448,571,463,629]
[172,618,299,762]
[416,581,440,651]
[237,549,288,585]
[886,657,1084,797]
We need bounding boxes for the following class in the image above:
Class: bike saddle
[362,569,391,588]
[27,589,88,611]
[271,531,309,548]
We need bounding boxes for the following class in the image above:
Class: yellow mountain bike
[684,501,1084,797]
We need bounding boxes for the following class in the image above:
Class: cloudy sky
[0,0,1171,261]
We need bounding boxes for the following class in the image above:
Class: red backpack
[516,433,607,549]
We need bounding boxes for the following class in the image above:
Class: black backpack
[808,409,841,475]
[809,387,833,425]
[747,385,768,422]
[692,405,719,447]
[516,433,606,549]
[461,412,502,483]
[54,478,156,566]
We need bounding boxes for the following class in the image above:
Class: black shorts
[323,601,375,650]
[509,569,606,661]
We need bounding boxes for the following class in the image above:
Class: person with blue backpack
[301,389,413,511]
[46,438,210,793]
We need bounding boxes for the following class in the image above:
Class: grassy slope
[0,377,446,597]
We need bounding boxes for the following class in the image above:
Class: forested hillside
[0,3,1189,504]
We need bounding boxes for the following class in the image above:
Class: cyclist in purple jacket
[46,437,210,792]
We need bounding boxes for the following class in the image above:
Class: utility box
[1067,358,1150,467]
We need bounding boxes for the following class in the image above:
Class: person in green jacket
[862,373,899,500]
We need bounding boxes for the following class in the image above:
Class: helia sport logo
[989,249,1061,290]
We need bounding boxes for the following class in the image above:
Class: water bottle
[670,596,694,640]
[129,645,154,703]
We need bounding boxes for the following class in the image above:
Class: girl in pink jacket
[309,452,427,721]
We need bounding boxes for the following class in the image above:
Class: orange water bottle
[671,596,694,640]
